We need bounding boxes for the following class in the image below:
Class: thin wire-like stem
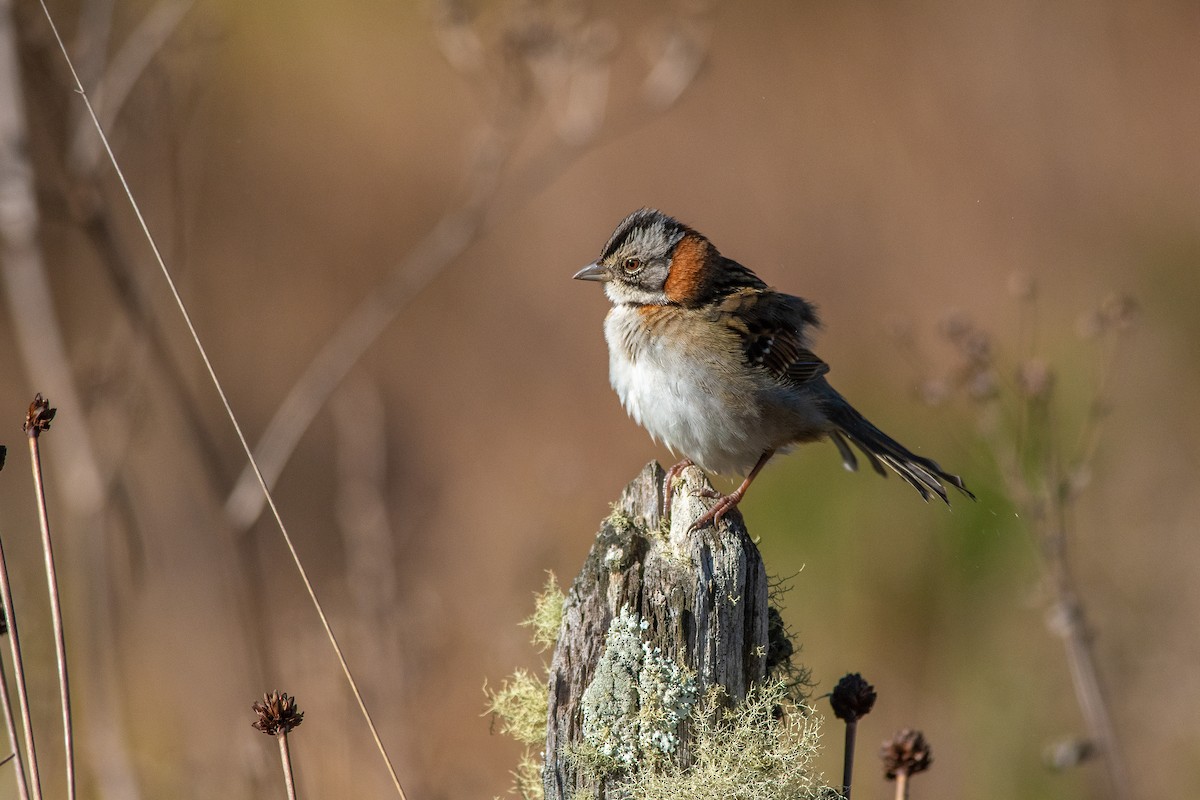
[277,733,297,800]
[0,649,30,800]
[26,435,74,800]
[893,771,909,800]
[841,719,857,800]
[33,3,408,797]
[0,534,40,800]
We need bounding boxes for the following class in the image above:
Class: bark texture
[544,462,770,799]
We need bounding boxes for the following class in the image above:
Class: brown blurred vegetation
[0,0,1198,798]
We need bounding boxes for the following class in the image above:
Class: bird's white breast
[603,305,784,475]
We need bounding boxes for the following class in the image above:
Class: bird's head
[574,208,717,307]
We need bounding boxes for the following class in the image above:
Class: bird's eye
[622,257,643,274]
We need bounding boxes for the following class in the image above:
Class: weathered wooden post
[544,462,772,799]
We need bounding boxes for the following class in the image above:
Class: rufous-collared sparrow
[574,208,973,531]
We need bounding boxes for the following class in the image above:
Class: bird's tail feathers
[826,399,974,504]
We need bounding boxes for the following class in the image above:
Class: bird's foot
[662,458,695,521]
[687,491,744,533]
[684,449,776,533]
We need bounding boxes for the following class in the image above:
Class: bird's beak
[573,262,609,282]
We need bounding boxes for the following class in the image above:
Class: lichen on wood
[544,462,773,800]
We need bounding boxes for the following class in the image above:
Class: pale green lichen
[485,668,547,747]
[605,505,637,534]
[521,572,565,652]
[488,566,827,800]
[655,513,672,539]
[484,667,547,800]
[620,681,832,800]
[603,544,628,571]
[580,607,698,773]
[486,575,567,800]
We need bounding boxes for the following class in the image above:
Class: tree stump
[544,462,771,799]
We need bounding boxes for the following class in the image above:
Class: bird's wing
[715,288,828,386]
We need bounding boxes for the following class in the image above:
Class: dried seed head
[24,394,56,436]
[1068,464,1093,494]
[959,329,993,368]
[936,310,972,344]
[251,691,304,736]
[1100,293,1137,330]
[965,368,999,402]
[829,673,877,722]
[882,729,933,779]
[1017,358,1055,401]
[1079,293,1138,339]
[918,377,949,408]
[1044,737,1096,770]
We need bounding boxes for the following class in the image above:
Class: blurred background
[1,0,1197,797]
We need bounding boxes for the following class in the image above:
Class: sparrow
[574,208,973,531]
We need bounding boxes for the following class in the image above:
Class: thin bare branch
[224,12,525,530]
[1043,509,1132,800]
[70,0,196,174]
[333,378,401,672]
[641,7,711,109]
[0,0,104,515]
[225,2,714,531]
[224,196,500,531]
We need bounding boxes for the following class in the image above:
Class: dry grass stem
[0,655,26,799]
[0,651,28,800]
[0,0,104,515]
[278,734,297,800]
[841,720,858,800]
[23,396,74,800]
[0,539,32,800]
[33,3,411,794]
[68,0,196,173]
[0,497,40,800]
[0,447,28,800]
[332,380,401,674]
[903,285,1136,800]
[1004,293,1135,800]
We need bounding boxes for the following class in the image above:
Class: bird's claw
[664,459,742,532]
[686,493,740,533]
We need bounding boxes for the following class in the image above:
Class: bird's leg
[688,449,776,533]
[662,458,695,520]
